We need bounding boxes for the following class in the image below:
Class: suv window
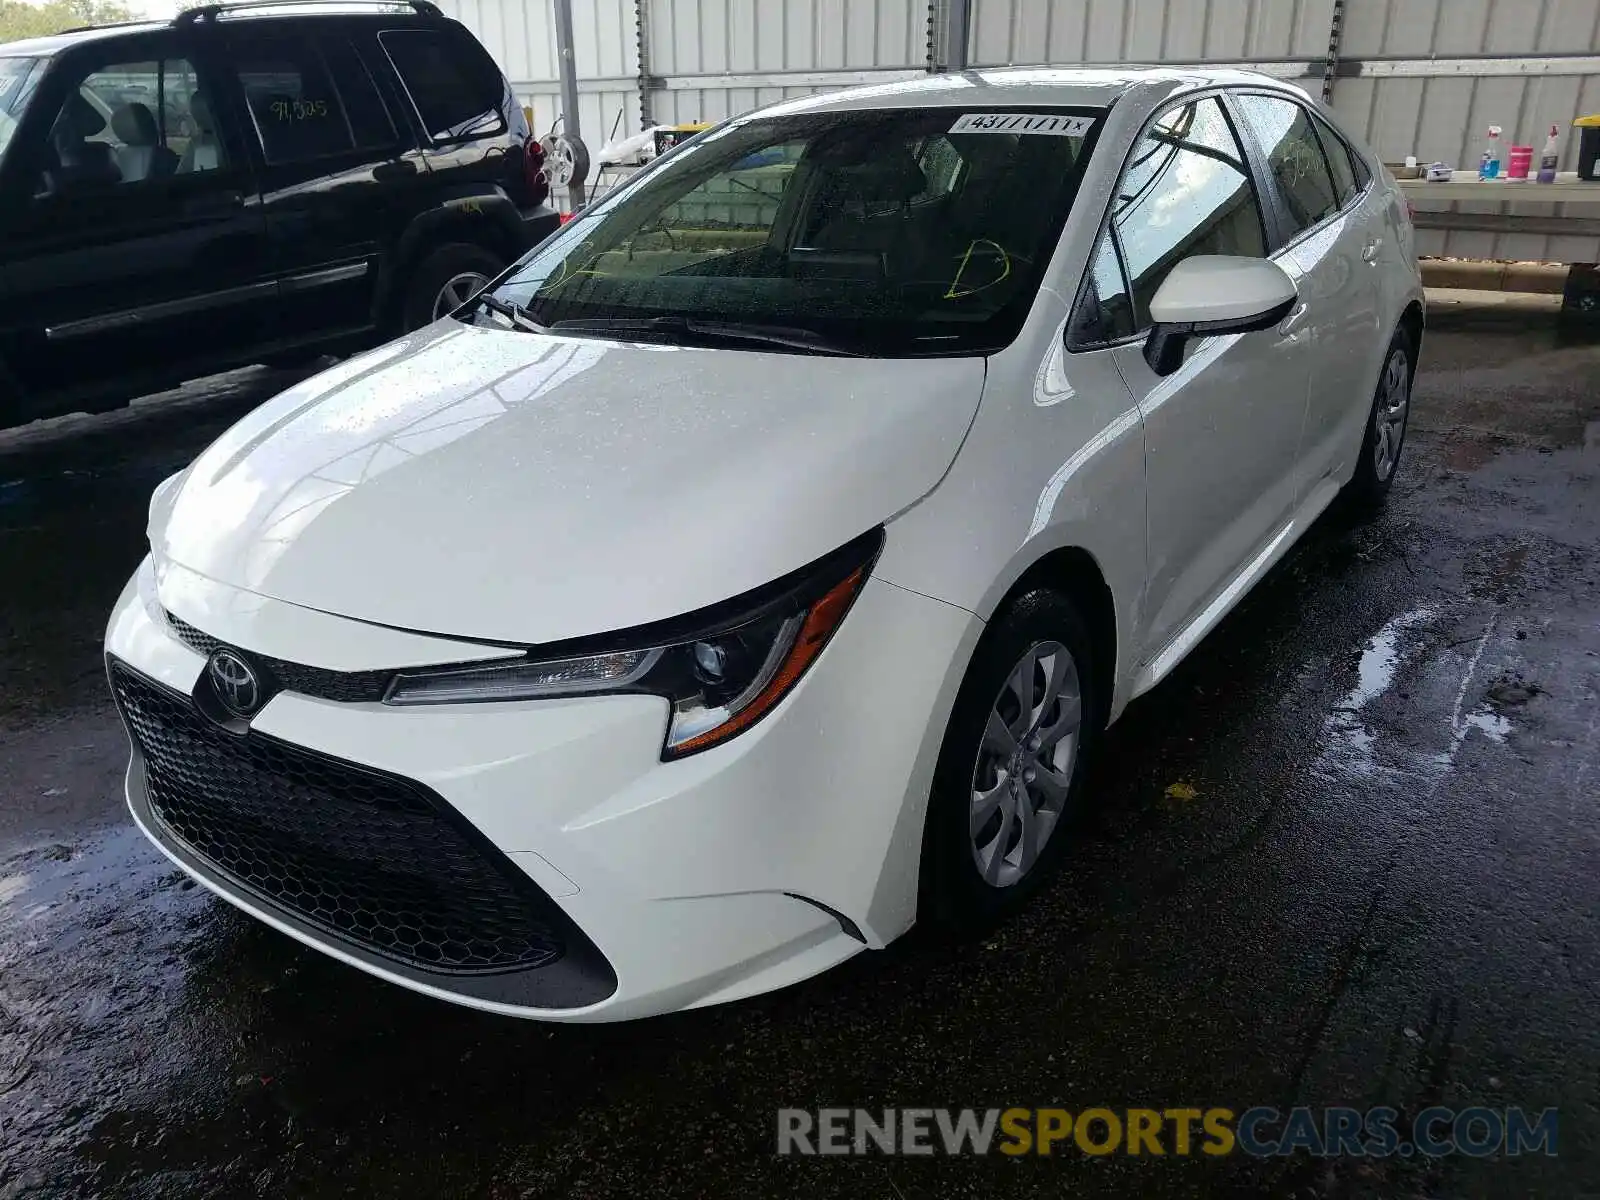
[0,56,44,162]
[234,38,365,163]
[380,29,504,142]
[1233,93,1341,237]
[1111,95,1268,330]
[318,39,397,149]
[38,57,219,193]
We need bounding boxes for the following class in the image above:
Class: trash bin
[1578,114,1600,181]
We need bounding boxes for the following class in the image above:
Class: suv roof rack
[175,0,442,25]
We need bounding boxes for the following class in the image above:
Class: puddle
[1315,609,1437,784]
[1343,608,1437,712]
[1461,707,1512,742]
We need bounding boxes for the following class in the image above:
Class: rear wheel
[400,243,505,332]
[918,588,1101,931]
[1345,327,1413,506]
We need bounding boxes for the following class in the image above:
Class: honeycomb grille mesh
[112,662,566,974]
[165,612,392,703]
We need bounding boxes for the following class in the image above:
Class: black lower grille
[111,661,566,975]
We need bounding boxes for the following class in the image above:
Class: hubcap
[1372,348,1410,481]
[433,271,491,321]
[969,639,1083,888]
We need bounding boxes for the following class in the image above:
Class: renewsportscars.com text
[777,1106,1558,1158]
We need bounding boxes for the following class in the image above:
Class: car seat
[111,102,178,182]
[794,145,928,280]
[177,90,223,173]
[41,92,120,193]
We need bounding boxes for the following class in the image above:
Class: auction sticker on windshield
[948,113,1094,136]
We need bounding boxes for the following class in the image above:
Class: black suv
[0,0,558,424]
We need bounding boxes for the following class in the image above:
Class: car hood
[153,321,985,645]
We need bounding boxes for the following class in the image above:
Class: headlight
[383,529,883,759]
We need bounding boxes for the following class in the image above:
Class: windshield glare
[0,57,41,163]
[495,107,1101,356]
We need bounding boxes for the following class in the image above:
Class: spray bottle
[1479,125,1503,179]
[1537,124,1561,183]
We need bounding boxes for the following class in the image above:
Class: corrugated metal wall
[436,0,1600,260]
[442,0,641,153]
[967,0,1336,63]
[643,0,929,125]
[1333,0,1600,261]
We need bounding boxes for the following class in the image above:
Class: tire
[400,242,506,333]
[918,588,1102,932]
[1344,326,1414,507]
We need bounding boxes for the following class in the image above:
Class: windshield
[492,106,1102,356]
[0,57,43,163]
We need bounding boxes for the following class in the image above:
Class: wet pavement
[1,320,1597,1198]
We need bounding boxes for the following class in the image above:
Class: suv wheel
[401,243,505,332]
[918,588,1101,932]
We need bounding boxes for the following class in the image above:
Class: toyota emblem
[207,648,262,716]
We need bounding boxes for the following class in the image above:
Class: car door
[0,33,274,413]
[1086,93,1312,672]
[1231,91,1384,496]
[221,27,423,349]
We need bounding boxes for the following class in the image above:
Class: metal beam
[929,0,971,74]
[1340,54,1600,79]
[1321,0,1345,101]
[657,68,929,92]
[1411,211,1600,238]
[551,0,585,206]
[522,52,1600,114]
[634,0,652,129]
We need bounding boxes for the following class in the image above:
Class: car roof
[751,65,1308,119]
[0,7,447,58]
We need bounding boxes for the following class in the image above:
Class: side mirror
[1142,255,1298,377]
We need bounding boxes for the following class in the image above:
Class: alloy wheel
[433,271,492,321]
[1372,348,1410,482]
[969,639,1082,888]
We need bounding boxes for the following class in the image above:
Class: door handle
[1362,237,1384,264]
[373,159,419,181]
[183,189,244,216]
[1277,302,1309,337]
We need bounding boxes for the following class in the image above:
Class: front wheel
[918,588,1101,932]
[1345,328,1414,506]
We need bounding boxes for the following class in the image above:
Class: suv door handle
[1362,237,1384,264]
[373,159,418,181]
[184,189,244,216]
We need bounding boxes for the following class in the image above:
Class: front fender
[876,317,1148,721]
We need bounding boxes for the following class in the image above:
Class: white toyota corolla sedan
[107,67,1421,1021]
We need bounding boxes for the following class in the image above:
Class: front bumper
[107,555,978,1021]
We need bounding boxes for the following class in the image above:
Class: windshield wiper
[548,314,862,357]
[474,292,546,332]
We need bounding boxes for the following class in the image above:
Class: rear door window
[1311,114,1361,205]
[380,29,504,142]
[232,37,358,163]
[316,39,397,149]
[1232,93,1341,238]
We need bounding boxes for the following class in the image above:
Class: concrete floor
[1,316,1596,1198]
